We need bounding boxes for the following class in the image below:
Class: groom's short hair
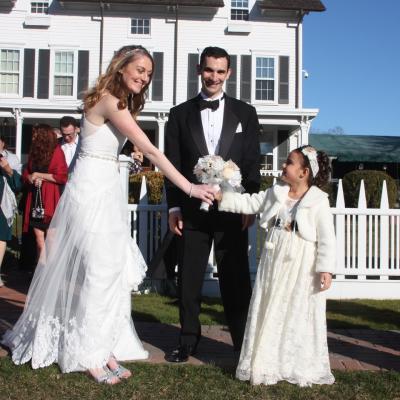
[60,116,78,129]
[200,47,230,69]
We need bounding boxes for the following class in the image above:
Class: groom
[164,46,261,362]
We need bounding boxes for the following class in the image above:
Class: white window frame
[230,0,249,21]
[30,1,50,15]
[49,48,78,99]
[0,48,23,98]
[129,17,151,37]
[252,54,278,104]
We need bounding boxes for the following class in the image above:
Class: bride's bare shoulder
[97,92,119,109]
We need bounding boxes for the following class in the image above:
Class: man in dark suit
[165,47,261,362]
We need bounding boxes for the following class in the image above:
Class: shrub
[342,170,398,208]
[259,175,274,192]
[129,171,165,204]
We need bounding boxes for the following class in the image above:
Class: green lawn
[1,358,399,400]
[132,293,400,331]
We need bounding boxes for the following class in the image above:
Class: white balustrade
[122,169,400,299]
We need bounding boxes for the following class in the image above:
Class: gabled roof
[309,134,400,163]
[60,0,224,6]
[258,0,326,12]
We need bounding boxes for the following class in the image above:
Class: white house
[0,0,325,167]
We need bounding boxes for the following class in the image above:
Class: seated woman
[22,124,68,260]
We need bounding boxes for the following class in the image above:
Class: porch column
[119,154,131,203]
[156,114,166,153]
[155,114,167,172]
[298,119,310,147]
[13,108,23,161]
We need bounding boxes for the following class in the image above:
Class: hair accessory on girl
[301,146,319,177]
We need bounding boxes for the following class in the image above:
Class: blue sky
[303,0,400,136]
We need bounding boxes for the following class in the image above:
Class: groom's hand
[169,211,183,236]
[241,214,256,230]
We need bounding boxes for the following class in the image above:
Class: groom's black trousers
[177,208,252,350]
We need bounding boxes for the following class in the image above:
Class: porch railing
[120,157,400,299]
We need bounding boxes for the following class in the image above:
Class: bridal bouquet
[193,155,243,211]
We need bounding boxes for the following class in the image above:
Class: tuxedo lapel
[218,97,239,160]
[187,102,208,156]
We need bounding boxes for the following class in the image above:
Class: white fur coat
[219,182,336,273]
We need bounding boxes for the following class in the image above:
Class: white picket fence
[119,157,400,299]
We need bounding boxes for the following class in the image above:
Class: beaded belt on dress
[78,150,118,163]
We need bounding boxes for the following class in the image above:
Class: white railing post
[357,180,367,279]
[380,181,389,278]
[335,179,345,278]
[138,176,149,262]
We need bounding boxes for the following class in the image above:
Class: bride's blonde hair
[83,45,154,118]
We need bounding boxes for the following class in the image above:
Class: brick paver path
[1,270,399,371]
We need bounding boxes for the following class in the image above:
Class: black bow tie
[198,98,220,111]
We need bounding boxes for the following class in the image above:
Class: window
[231,0,249,20]
[131,18,150,35]
[0,49,20,95]
[255,57,275,101]
[53,51,74,96]
[31,1,49,14]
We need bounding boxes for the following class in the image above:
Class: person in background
[22,124,68,260]
[0,135,21,287]
[0,134,21,174]
[60,116,80,169]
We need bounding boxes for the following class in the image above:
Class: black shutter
[23,49,35,98]
[152,52,163,101]
[240,55,251,102]
[37,49,50,99]
[187,53,199,99]
[226,54,237,98]
[279,56,289,104]
[277,130,289,168]
[77,50,89,100]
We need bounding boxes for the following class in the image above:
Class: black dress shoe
[164,345,196,363]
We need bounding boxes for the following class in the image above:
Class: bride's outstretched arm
[94,94,214,203]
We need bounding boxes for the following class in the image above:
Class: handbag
[31,185,45,220]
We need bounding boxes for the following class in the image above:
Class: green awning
[309,134,400,163]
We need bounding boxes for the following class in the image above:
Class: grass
[1,358,399,400]
[132,293,400,331]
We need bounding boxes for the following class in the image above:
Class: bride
[2,45,214,384]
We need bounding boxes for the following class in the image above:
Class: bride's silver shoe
[87,367,121,385]
[110,364,132,379]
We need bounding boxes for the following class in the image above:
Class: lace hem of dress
[236,368,335,387]
[3,305,125,372]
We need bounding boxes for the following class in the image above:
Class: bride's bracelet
[189,183,193,198]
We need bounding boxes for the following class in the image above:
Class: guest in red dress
[22,124,68,260]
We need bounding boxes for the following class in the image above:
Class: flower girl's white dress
[2,119,148,372]
[220,185,335,387]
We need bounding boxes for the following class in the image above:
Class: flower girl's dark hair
[295,146,331,188]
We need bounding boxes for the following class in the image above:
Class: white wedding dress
[2,118,148,372]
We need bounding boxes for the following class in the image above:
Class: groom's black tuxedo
[165,93,260,350]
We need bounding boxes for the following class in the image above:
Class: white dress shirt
[200,91,225,155]
[61,135,79,167]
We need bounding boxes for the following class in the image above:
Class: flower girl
[217,146,335,387]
